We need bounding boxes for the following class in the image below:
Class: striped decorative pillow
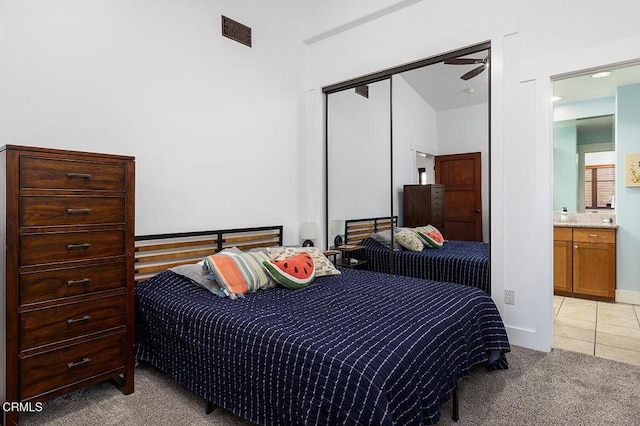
[203,251,276,299]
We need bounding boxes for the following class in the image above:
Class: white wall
[392,74,437,219]
[304,0,640,351]
[437,103,489,242]
[616,83,640,298]
[327,80,391,226]
[0,0,305,243]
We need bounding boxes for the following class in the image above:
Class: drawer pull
[66,173,92,179]
[67,278,91,286]
[67,243,91,250]
[67,208,92,214]
[67,357,91,370]
[67,315,91,325]
[588,234,599,238]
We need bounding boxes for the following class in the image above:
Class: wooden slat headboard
[135,225,283,283]
[344,216,397,245]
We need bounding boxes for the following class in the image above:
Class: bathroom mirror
[553,115,614,213]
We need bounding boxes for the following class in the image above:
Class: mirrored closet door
[325,42,491,275]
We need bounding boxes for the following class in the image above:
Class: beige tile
[555,324,595,342]
[554,299,562,318]
[595,344,640,366]
[597,322,640,339]
[557,303,597,322]
[554,335,594,355]
[635,305,640,322]
[555,315,596,331]
[597,308,640,329]
[563,297,597,308]
[596,332,640,352]
[598,301,635,313]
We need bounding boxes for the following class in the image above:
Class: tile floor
[554,295,640,365]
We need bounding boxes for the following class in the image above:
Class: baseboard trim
[616,289,640,305]
[505,325,552,353]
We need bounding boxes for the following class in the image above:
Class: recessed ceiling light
[552,96,562,102]
[592,71,612,78]
[465,88,475,94]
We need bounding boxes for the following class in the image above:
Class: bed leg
[205,400,216,414]
[451,384,459,422]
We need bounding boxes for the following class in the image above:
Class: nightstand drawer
[20,332,126,400]
[20,195,125,227]
[20,294,126,350]
[20,229,125,267]
[20,156,126,191]
[20,261,127,305]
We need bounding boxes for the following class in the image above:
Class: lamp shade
[300,222,317,240]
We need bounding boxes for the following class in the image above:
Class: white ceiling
[400,50,489,111]
[400,53,640,116]
[553,62,640,132]
[553,62,640,106]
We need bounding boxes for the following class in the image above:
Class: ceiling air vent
[221,15,252,48]
[355,85,369,98]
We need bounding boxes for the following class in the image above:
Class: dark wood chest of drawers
[1,145,135,425]
[402,184,444,229]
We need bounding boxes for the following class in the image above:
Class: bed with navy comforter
[360,237,490,294]
[135,267,509,425]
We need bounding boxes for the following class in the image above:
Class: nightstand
[322,249,340,265]
[332,245,368,269]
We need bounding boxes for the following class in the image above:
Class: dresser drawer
[431,186,444,197]
[573,228,615,244]
[20,332,126,400]
[21,195,125,227]
[20,156,126,191]
[20,294,125,350]
[20,229,125,267]
[20,261,127,305]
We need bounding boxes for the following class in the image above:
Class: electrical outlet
[505,289,515,305]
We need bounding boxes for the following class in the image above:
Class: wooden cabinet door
[554,240,573,293]
[573,241,616,299]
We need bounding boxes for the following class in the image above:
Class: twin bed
[343,217,490,294]
[133,225,508,425]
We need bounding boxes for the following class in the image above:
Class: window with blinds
[585,164,615,208]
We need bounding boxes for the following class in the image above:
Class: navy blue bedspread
[361,238,490,294]
[135,267,509,425]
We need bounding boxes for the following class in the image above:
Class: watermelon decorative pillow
[414,225,445,248]
[262,253,315,289]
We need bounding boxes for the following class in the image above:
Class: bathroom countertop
[553,212,617,229]
[553,221,618,229]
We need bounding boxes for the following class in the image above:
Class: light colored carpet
[20,345,640,425]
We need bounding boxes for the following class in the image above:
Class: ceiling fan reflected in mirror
[444,56,489,80]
